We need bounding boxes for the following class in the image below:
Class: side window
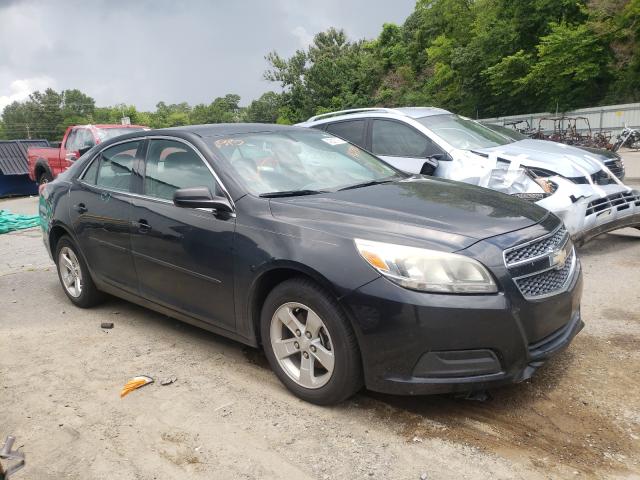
[325,120,366,147]
[65,129,79,152]
[144,139,217,201]
[95,141,140,192]
[81,156,100,184]
[371,120,442,157]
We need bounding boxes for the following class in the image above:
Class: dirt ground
[1,160,640,478]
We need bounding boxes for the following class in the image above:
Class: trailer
[0,139,48,197]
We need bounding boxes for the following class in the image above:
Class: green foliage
[1,90,244,141]
[265,27,382,122]
[243,92,282,123]
[265,0,638,119]
[524,22,611,111]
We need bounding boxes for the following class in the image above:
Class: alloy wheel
[59,246,83,298]
[269,302,335,389]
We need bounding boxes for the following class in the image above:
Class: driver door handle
[137,219,151,233]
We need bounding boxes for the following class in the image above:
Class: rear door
[129,138,236,330]
[369,119,445,174]
[70,139,143,292]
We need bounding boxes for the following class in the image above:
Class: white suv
[297,107,640,243]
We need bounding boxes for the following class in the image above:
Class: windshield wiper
[338,176,400,191]
[259,189,327,198]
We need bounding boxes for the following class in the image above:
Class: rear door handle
[137,219,151,233]
[75,203,87,214]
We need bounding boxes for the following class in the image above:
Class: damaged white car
[298,107,640,244]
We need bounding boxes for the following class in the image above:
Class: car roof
[93,123,316,148]
[298,106,452,126]
[93,124,147,129]
[155,123,311,138]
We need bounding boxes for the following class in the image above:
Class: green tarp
[0,209,40,234]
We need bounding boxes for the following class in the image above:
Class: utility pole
[26,124,31,139]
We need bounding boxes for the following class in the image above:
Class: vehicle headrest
[164,151,201,166]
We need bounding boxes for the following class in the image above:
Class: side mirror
[173,187,233,213]
[78,146,92,157]
[65,151,79,162]
[420,156,440,175]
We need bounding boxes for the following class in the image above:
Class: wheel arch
[34,158,52,179]
[48,222,76,258]
[246,261,357,347]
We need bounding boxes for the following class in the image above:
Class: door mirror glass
[173,187,233,212]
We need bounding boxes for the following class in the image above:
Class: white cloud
[291,26,314,48]
[0,75,55,110]
[0,0,416,110]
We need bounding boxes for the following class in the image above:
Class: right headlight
[355,239,497,294]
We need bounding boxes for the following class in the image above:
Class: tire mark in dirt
[359,334,640,477]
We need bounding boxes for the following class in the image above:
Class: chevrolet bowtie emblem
[551,248,568,269]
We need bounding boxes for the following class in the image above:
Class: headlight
[354,239,497,293]
[525,167,558,194]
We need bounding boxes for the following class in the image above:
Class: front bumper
[536,183,640,243]
[340,222,583,396]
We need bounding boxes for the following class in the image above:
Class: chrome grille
[504,226,577,299]
[504,227,568,265]
[586,191,640,216]
[515,250,575,298]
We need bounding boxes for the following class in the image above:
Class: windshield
[209,130,400,196]
[97,127,145,141]
[483,124,528,141]
[416,114,512,150]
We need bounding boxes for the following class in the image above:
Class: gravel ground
[1,157,640,479]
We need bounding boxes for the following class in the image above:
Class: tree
[190,94,241,124]
[523,22,611,111]
[265,28,382,122]
[244,91,282,123]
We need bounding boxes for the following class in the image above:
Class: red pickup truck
[28,124,146,184]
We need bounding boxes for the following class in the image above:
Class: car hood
[474,139,605,177]
[268,177,548,252]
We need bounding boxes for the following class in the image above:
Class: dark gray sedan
[39,124,583,404]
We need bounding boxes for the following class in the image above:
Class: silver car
[298,107,640,243]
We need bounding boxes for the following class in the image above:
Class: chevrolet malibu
[39,124,583,405]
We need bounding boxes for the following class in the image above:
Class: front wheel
[261,278,363,405]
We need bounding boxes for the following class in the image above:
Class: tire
[261,277,363,405]
[38,170,53,185]
[55,236,104,308]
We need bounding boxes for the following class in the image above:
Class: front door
[369,119,444,174]
[70,140,142,292]
[129,138,236,330]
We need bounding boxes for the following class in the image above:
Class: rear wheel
[38,170,53,185]
[261,278,363,405]
[55,236,104,308]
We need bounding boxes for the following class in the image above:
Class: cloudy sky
[0,0,416,111]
